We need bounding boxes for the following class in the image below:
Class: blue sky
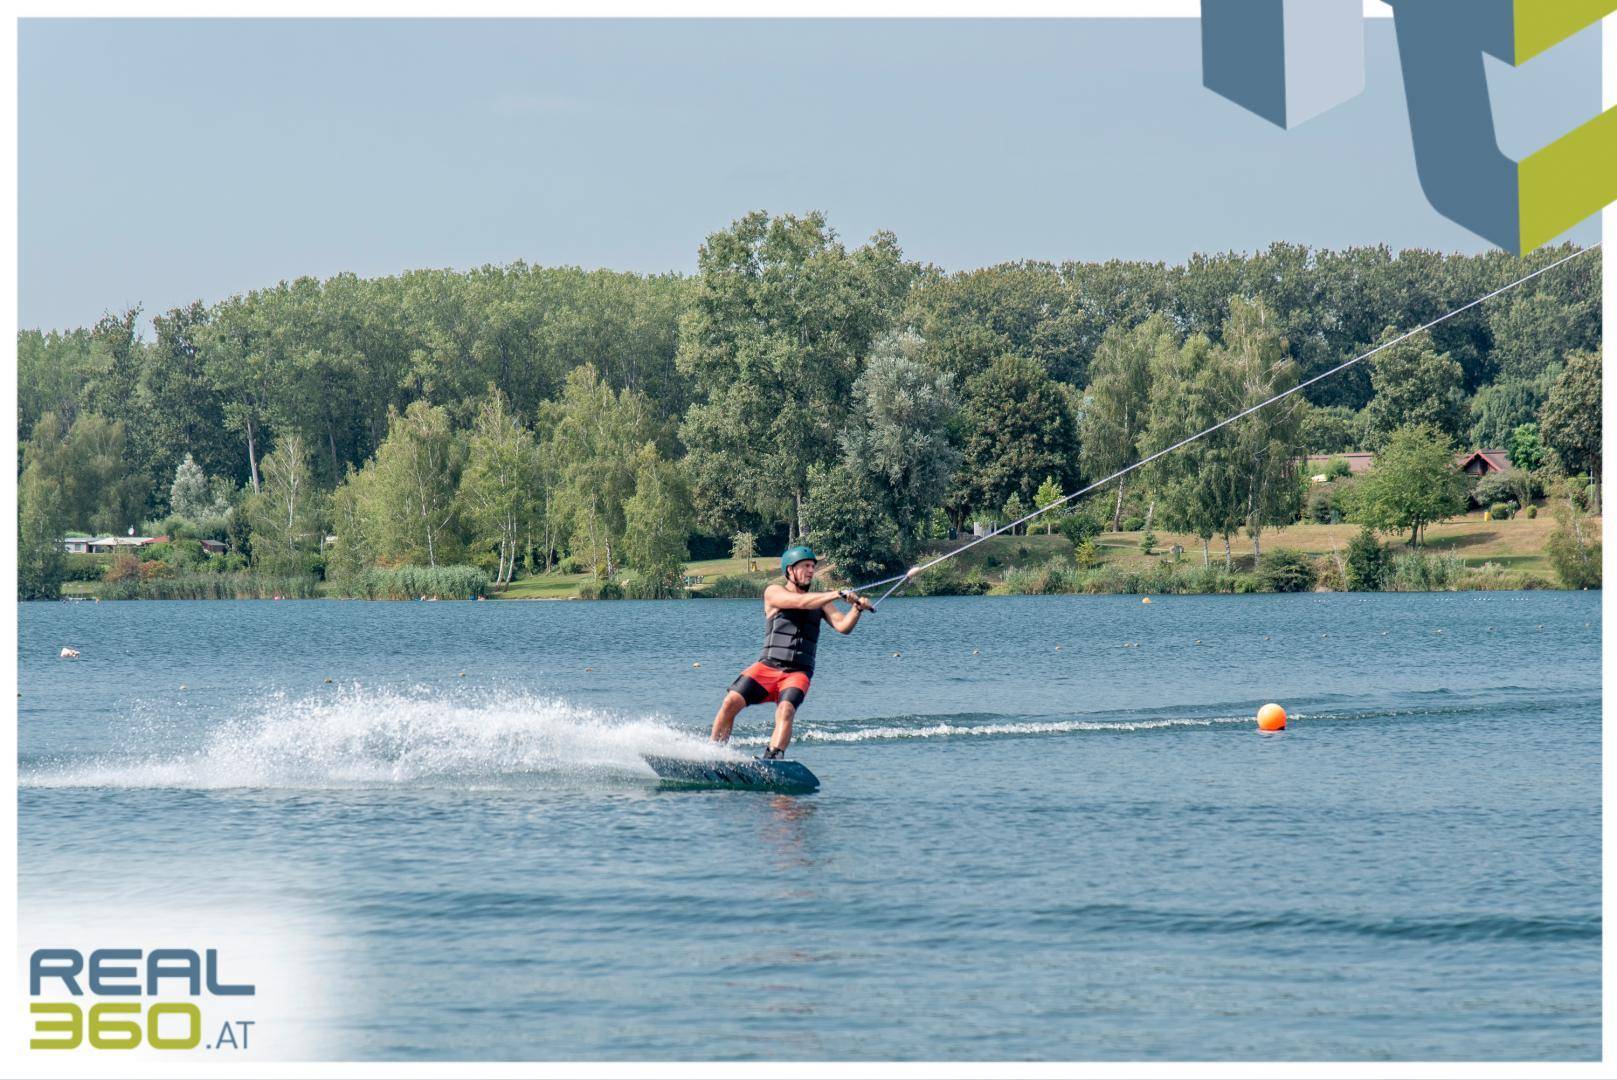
[18,17,1601,333]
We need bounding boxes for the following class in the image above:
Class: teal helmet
[780,544,818,574]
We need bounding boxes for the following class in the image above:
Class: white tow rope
[856,242,1602,606]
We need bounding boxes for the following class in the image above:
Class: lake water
[16,591,1602,1060]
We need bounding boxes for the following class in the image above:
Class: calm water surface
[17,592,1602,1059]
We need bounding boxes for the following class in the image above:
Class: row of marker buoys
[1257,703,1287,731]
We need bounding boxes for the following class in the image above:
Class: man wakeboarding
[709,545,874,759]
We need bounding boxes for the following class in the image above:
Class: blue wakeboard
[643,754,820,794]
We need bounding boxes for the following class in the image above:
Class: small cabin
[1457,449,1511,477]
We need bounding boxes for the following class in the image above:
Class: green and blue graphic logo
[1203,0,1617,254]
[28,948,257,1052]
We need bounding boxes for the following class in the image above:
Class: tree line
[16,210,1603,598]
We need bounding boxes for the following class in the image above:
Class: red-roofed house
[1457,449,1511,476]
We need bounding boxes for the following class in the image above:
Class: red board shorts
[729,661,811,707]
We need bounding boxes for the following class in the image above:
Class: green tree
[1487,290,1597,383]
[1506,423,1545,473]
[1141,334,1226,566]
[17,327,97,444]
[1299,404,1361,454]
[1081,315,1172,530]
[246,432,321,574]
[18,453,67,599]
[731,530,757,571]
[837,330,960,550]
[201,293,284,494]
[545,364,654,577]
[1539,351,1601,495]
[953,354,1080,527]
[803,462,904,581]
[622,446,695,588]
[1216,298,1305,560]
[902,261,1089,385]
[361,401,465,567]
[457,387,542,589]
[1001,490,1029,535]
[677,211,914,539]
[167,453,235,532]
[1344,525,1389,591]
[1545,480,1601,589]
[1469,374,1556,449]
[20,412,148,536]
[326,465,373,581]
[85,307,145,425]
[84,307,162,509]
[146,301,234,484]
[1363,331,1466,446]
[1350,424,1468,546]
[1034,476,1065,535]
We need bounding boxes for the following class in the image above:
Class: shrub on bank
[341,565,490,600]
[1056,511,1103,547]
[577,577,625,601]
[1383,551,1467,592]
[619,571,687,600]
[1074,562,1258,595]
[1004,559,1085,595]
[1345,527,1390,591]
[1464,563,1551,591]
[905,562,990,597]
[996,561,1259,596]
[698,574,768,598]
[62,553,111,582]
[1255,549,1316,593]
[99,573,321,600]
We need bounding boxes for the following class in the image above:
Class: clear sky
[18,17,1601,333]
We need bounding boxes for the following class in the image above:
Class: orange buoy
[1141,597,1151,604]
[1256,703,1287,731]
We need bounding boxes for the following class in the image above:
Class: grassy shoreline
[57,513,1587,600]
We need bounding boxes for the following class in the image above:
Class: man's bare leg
[767,700,797,755]
[709,691,747,744]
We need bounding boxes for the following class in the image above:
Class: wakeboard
[643,753,820,794]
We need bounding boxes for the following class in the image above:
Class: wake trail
[20,686,734,790]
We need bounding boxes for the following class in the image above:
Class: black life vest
[758,601,823,675]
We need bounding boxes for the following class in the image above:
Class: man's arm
[823,590,874,634]
[763,583,842,611]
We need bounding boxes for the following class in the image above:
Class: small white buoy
[971,648,980,655]
[179,684,187,690]
[59,647,79,660]
[458,671,466,678]
[692,662,701,668]
[892,651,902,658]
[324,677,333,684]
